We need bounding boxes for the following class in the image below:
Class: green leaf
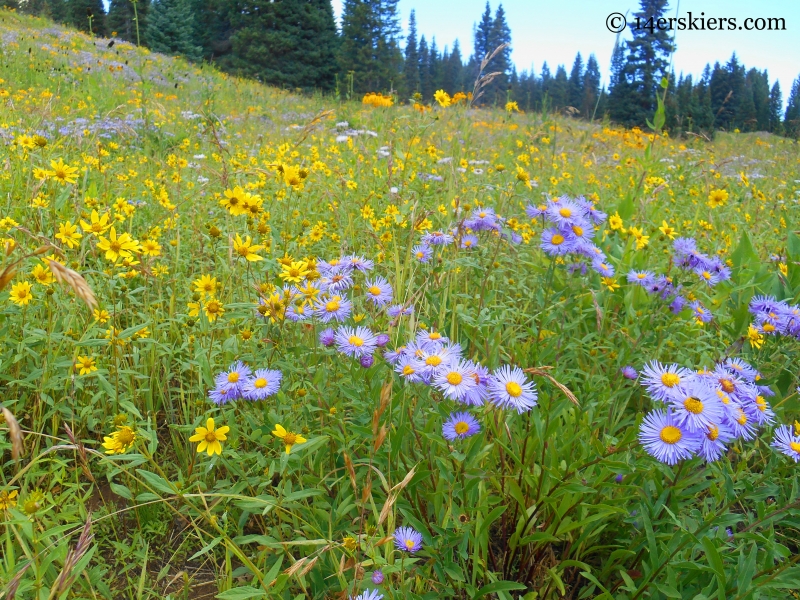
[474,580,527,598]
[215,586,265,599]
[136,469,176,495]
[189,536,223,561]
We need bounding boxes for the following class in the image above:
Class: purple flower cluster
[673,237,731,288]
[748,294,800,338]
[638,358,774,464]
[208,361,282,404]
[527,195,611,276]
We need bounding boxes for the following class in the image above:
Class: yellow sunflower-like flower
[49,158,80,185]
[233,234,264,262]
[55,221,83,249]
[75,355,97,375]
[80,210,111,236]
[9,281,33,306]
[272,424,307,454]
[97,227,140,263]
[102,425,137,454]
[189,418,230,456]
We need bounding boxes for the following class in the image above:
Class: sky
[332,0,800,102]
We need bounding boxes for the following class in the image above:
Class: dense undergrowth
[1,9,800,600]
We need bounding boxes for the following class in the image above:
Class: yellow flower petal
[272,424,287,438]
[207,440,222,456]
[216,426,230,437]
[295,435,307,444]
[196,440,208,453]
[206,417,215,431]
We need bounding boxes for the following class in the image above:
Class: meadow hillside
[2,9,800,600]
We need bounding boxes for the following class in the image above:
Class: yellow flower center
[719,379,735,393]
[454,421,470,435]
[660,425,682,444]
[446,372,463,385]
[551,234,564,245]
[479,212,486,218]
[116,427,135,445]
[429,332,441,340]
[254,377,267,389]
[683,397,704,414]
[284,432,297,445]
[228,372,240,383]
[559,208,572,218]
[707,425,719,441]
[402,365,415,376]
[756,396,766,411]
[109,240,122,253]
[368,286,381,296]
[506,382,522,397]
[416,252,424,259]
[426,355,442,366]
[349,335,364,347]
[736,410,747,425]
[791,441,800,453]
[763,323,775,332]
[572,225,583,236]
[405,539,416,550]
[637,273,646,279]
[325,300,340,312]
[205,431,217,443]
[702,271,711,280]
[661,373,680,387]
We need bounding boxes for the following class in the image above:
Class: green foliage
[145,0,201,61]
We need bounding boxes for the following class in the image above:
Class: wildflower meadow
[2,8,800,600]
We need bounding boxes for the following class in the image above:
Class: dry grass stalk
[470,43,510,108]
[377,465,417,525]
[44,258,98,311]
[524,367,580,406]
[50,513,94,598]
[1,406,24,460]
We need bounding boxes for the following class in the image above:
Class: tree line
[5,0,800,137]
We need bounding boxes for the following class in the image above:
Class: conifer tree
[785,75,800,138]
[581,54,601,119]
[229,0,338,91]
[473,2,493,63]
[550,65,568,110]
[402,10,420,99]
[107,0,149,43]
[146,0,201,60]
[485,4,511,102]
[68,0,107,36]
[428,38,442,94]
[442,40,464,94]
[768,81,783,134]
[567,52,584,111]
[418,35,431,100]
[339,0,402,94]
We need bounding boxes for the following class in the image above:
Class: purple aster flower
[364,277,393,306]
[319,327,336,347]
[208,384,235,405]
[433,360,478,401]
[526,203,546,219]
[461,234,479,249]
[371,570,384,585]
[351,590,383,600]
[418,346,456,380]
[615,473,624,483]
[638,409,701,465]
[772,424,800,462]
[442,411,481,440]
[621,366,638,380]
[466,207,499,231]
[334,326,378,358]
[723,358,758,382]
[286,303,311,321]
[640,361,693,402]
[487,365,538,413]
[698,423,733,462]
[394,526,423,553]
[627,270,655,287]
[395,355,424,383]
[540,227,577,256]
[591,258,615,277]
[672,237,697,256]
[383,345,407,364]
[215,361,252,395]
[461,362,490,406]
[416,329,449,349]
[242,368,282,400]
[726,406,758,441]
[749,295,781,315]
[360,355,375,368]
[669,295,687,314]
[667,380,724,434]
[387,303,414,318]
[412,244,433,263]
[375,333,390,347]
[690,300,713,323]
[342,254,374,272]
[321,271,354,294]
[695,266,722,287]
[545,198,583,227]
[422,230,454,246]
[314,294,352,323]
